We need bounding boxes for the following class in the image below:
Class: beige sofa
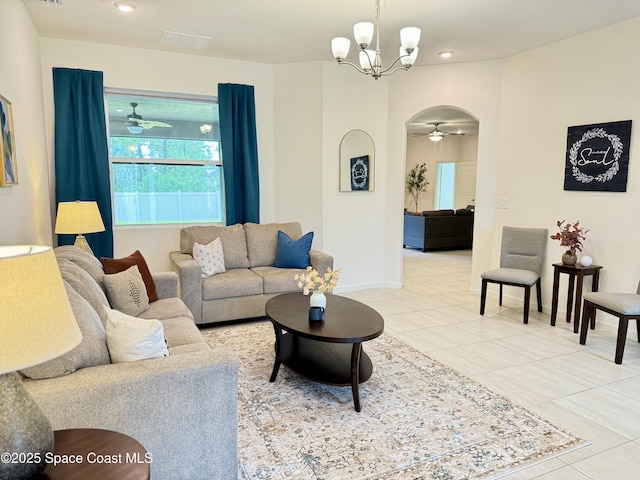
[169,222,334,324]
[23,246,238,480]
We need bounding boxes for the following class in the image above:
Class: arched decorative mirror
[339,129,375,192]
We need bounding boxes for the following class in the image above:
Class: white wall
[38,38,275,271]
[491,16,640,319]
[0,0,51,246]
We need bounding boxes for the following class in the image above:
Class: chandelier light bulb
[353,22,374,48]
[332,37,351,60]
[400,47,418,66]
[400,27,421,51]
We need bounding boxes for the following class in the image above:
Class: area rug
[202,322,583,479]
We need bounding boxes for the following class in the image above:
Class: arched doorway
[402,106,479,254]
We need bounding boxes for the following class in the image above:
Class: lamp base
[0,372,53,480]
[73,235,94,255]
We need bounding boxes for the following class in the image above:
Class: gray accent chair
[480,226,548,324]
[579,281,640,364]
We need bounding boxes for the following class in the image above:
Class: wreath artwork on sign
[350,155,369,190]
[564,120,631,192]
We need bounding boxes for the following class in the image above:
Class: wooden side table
[550,262,603,333]
[40,428,150,480]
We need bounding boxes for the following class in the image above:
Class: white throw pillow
[193,237,226,277]
[103,305,169,363]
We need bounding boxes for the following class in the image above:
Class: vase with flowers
[294,266,341,308]
[550,220,588,265]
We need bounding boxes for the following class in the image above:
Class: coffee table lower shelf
[279,333,373,386]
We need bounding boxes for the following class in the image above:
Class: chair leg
[480,279,488,315]
[636,318,640,343]
[579,302,592,345]
[523,286,531,324]
[499,284,503,306]
[535,278,542,312]
[615,316,630,364]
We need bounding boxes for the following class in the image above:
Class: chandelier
[331,0,421,80]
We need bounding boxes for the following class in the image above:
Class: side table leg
[566,274,575,323]
[351,343,363,412]
[269,325,283,382]
[573,272,585,333]
[551,268,560,326]
[591,270,601,329]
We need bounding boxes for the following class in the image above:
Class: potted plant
[550,220,588,265]
[406,163,429,214]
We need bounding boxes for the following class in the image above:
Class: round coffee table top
[265,292,384,343]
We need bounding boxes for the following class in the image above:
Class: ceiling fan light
[126,125,143,134]
[353,22,374,48]
[332,37,351,60]
[400,27,421,51]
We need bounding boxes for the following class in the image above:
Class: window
[106,89,223,225]
[435,162,456,210]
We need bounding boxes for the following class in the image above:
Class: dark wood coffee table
[266,292,384,412]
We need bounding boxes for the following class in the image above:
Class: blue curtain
[53,68,113,257]
[218,83,260,225]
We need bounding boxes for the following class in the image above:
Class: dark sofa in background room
[403,209,474,251]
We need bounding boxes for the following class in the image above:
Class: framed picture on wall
[350,155,369,190]
[0,93,18,186]
[564,120,631,192]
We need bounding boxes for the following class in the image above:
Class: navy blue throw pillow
[273,231,314,268]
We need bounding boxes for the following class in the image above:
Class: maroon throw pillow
[101,250,159,302]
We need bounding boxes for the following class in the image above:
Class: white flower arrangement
[295,266,340,295]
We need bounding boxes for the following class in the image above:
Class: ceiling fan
[125,102,172,133]
[412,122,465,142]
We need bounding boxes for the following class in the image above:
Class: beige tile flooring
[340,249,640,479]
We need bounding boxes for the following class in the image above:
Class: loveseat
[23,246,238,480]
[403,209,474,251]
[169,222,334,324]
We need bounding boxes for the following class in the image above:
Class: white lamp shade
[400,46,419,65]
[359,49,375,71]
[353,21,374,47]
[127,124,144,134]
[331,37,351,59]
[429,132,444,142]
[55,201,105,235]
[400,27,421,50]
[0,246,82,374]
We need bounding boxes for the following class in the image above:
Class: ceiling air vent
[38,0,62,4]
[160,31,211,51]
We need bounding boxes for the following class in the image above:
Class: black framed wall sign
[350,155,369,190]
[564,120,632,192]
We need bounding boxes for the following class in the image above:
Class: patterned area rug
[202,322,583,479]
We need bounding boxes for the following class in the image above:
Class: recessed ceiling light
[114,2,136,13]
[438,51,454,59]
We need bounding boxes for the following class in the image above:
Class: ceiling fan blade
[139,120,172,128]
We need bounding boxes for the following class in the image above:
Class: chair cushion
[482,268,539,286]
[583,292,640,315]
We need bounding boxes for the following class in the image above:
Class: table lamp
[54,201,105,255]
[0,246,82,479]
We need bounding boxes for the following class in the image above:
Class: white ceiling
[22,0,640,134]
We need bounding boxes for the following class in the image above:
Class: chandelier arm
[377,53,412,75]
[336,60,372,76]
[379,65,412,77]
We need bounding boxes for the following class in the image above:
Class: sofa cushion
[54,245,106,287]
[244,222,303,267]
[103,305,169,363]
[421,209,455,216]
[103,265,150,316]
[202,269,263,301]
[455,208,473,216]
[57,259,110,327]
[193,238,226,277]
[160,317,208,348]
[20,281,110,379]
[180,224,250,269]
[139,297,194,322]
[251,266,303,294]
[101,250,159,302]
[273,231,313,268]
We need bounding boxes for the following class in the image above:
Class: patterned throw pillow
[102,265,150,316]
[193,237,226,277]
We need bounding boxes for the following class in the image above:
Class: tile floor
[340,249,640,479]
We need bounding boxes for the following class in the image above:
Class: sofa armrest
[25,349,238,480]
[310,249,334,274]
[152,271,179,299]
[169,251,203,323]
